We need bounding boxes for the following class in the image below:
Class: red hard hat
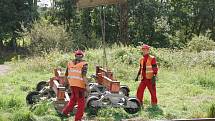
[74,50,84,56]
[141,44,150,50]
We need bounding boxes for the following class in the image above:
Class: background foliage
[1,0,215,120]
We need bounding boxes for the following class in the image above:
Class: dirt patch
[0,65,10,75]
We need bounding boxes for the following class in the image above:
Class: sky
[37,0,51,7]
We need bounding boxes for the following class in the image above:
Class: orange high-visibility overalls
[62,60,87,121]
[136,54,158,105]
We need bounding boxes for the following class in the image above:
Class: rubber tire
[36,81,48,91]
[119,87,129,97]
[124,98,141,114]
[86,97,99,116]
[26,91,40,105]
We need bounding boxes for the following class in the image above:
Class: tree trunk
[119,1,129,45]
[197,19,203,36]
[34,0,37,7]
[0,40,3,51]
[11,32,17,52]
[209,8,215,40]
[82,9,91,44]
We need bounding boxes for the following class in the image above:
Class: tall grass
[1,45,215,120]
[208,103,215,118]
[11,109,33,121]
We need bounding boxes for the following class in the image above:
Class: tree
[40,0,215,48]
[128,0,162,46]
[119,1,129,45]
[0,0,38,51]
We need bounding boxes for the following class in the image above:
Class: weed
[10,109,33,121]
[208,103,215,118]
[32,101,56,116]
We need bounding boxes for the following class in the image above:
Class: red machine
[26,68,70,111]
[26,67,141,114]
[96,66,121,93]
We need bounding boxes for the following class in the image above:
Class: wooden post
[119,1,129,45]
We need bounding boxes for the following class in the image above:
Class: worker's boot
[58,112,69,118]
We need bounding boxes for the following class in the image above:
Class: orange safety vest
[67,61,87,89]
[140,55,154,79]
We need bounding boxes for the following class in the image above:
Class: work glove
[135,76,139,82]
[152,75,157,84]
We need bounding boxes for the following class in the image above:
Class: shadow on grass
[0,48,29,64]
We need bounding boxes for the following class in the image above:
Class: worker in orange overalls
[60,50,90,121]
[135,44,158,106]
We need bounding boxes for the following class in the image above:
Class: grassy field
[0,46,215,121]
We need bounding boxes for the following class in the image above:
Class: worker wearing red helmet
[135,44,158,106]
[60,50,90,121]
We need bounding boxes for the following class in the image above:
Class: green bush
[113,46,140,65]
[72,31,101,49]
[28,19,72,54]
[187,35,215,52]
[168,30,187,49]
[16,50,71,72]
[152,48,215,69]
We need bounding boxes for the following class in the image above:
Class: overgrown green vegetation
[1,0,215,120]
[0,46,215,120]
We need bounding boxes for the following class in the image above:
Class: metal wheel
[124,98,141,114]
[86,97,100,115]
[26,91,40,105]
[36,81,48,91]
[119,87,129,97]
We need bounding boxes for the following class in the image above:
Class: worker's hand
[152,75,157,84]
[135,77,139,82]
